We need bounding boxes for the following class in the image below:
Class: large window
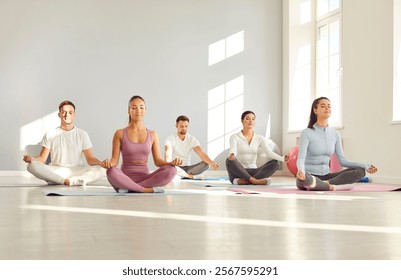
[288,0,342,131]
[316,13,341,125]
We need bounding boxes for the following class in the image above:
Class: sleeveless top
[121,128,152,164]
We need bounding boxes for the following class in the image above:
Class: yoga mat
[181,176,229,181]
[42,188,216,196]
[199,182,294,188]
[229,184,401,194]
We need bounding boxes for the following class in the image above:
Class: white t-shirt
[164,133,200,166]
[229,132,284,169]
[41,127,92,167]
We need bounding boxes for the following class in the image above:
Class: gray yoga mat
[42,188,209,196]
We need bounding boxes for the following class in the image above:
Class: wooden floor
[1,173,401,260]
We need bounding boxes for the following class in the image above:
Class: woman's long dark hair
[128,95,145,124]
[307,97,330,129]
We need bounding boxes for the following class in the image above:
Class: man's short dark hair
[176,115,189,123]
[58,100,76,111]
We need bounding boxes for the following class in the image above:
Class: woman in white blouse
[226,111,289,185]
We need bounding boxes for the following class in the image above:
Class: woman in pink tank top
[101,95,182,193]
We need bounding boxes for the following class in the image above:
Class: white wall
[0,0,283,171]
[283,0,401,184]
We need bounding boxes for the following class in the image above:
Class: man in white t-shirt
[23,100,106,186]
[164,115,219,179]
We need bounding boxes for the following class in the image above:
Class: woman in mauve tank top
[101,95,182,193]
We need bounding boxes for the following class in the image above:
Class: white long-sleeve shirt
[229,132,284,169]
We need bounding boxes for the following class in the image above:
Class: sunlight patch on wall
[265,113,271,139]
[19,111,59,151]
[207,76,244,159]
[208,31,244,66]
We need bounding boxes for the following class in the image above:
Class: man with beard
[164,115,219,180]
[23,100,106,187]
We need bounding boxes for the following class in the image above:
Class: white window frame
[315,12,343,127]
[287,0,343,132]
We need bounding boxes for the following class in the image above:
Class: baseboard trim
[367,175,401,185]
[0,171,31,176]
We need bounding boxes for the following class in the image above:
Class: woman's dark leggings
[296,167,366,191]
[226,158,279,184]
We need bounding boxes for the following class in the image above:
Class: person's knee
[158,165,177,184]
[26,162,34,173]
[225,158,235,168]
[357,167,366,177]
[352,167,366,182]
[106,167,119,177]
[270,160,279,170]
[166,165,177,176]
[27,161,41,174]
[92,166,106,178]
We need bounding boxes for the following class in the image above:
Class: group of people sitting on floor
[23,96,377,193]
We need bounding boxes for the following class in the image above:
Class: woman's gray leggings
[226,158,279,184]
[296,167,366,191]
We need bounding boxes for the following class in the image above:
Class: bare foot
[296,171,305,180]
[249,177,271,185]
[325,180,334,191]
[234,178,251,185]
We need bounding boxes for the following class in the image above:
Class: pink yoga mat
[230,184,401,194]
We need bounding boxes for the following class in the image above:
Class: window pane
[329,54,340,88]
[317,57,329,92]
[318,25,329,59]
[329,20,340,55]
[317,0,329,18]
[317,0,341,18]
[316,16,341,126]
[329,0,340,13]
